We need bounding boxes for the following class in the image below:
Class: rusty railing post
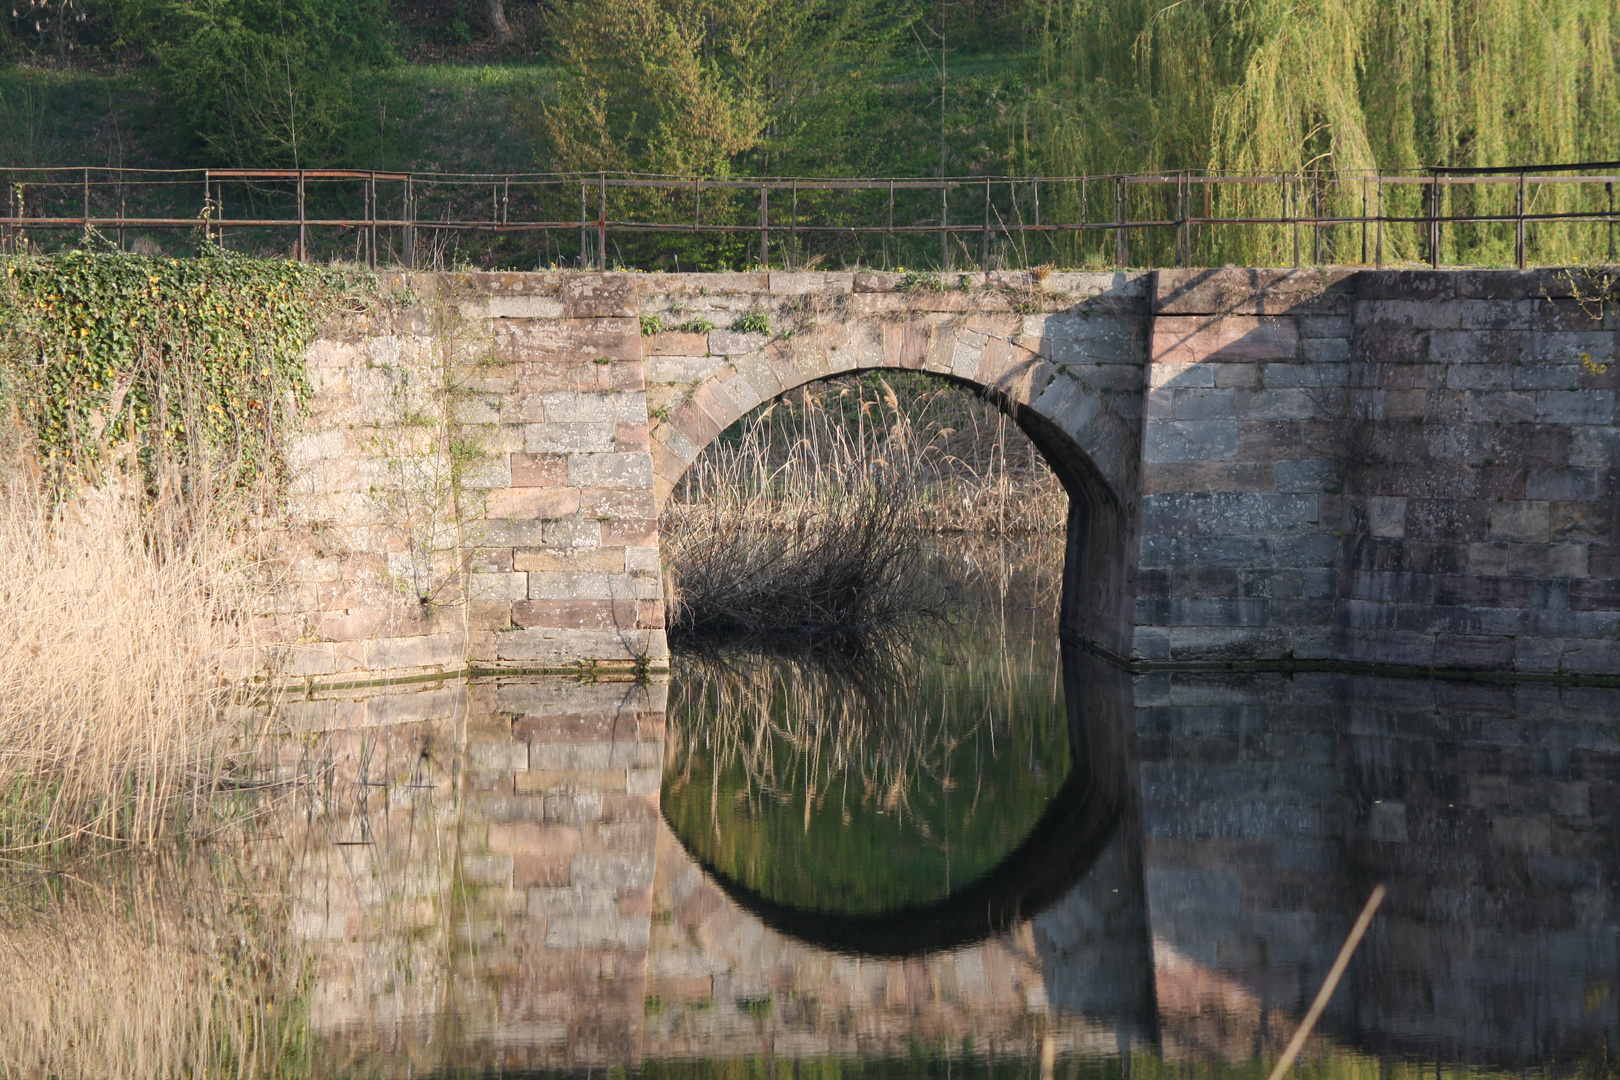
[1428,170,1441,268]
[597,171,608,271]
[297,169,307,262]
[404,174,415,270]
[886,179,894,268]
[1608,179,1615,263]
[1114,175,1127,269]
[1360,175,1368,265]
[1516,169,1527,270]
[1291,176,1300,267]
[759,181,768,269]
[368,172,377,270]
[1376,175,1384,267]
[981,178,991,272]
[940,179,949,271]
[580,181,588,268]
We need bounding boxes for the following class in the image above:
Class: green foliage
[729,312,769,334]
[535,0,917,176]
[1031,0,1620,266]
[0,247,360,495]
[133,0,396,167]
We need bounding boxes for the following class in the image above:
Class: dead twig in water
[1265,884,1387,1080]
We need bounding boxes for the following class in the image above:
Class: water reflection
[12,542,1620,1077]
[271,659,1620,1075]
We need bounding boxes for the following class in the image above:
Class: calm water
[216,541,1620,1075]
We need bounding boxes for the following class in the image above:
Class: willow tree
[1031,0,1620,266]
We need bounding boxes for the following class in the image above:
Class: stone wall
[275,274,667,684]
[273,268,1619,683]
[1138,268,1620,675]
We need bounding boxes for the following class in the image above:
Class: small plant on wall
[363,279,496,614]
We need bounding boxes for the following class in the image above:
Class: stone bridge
[277,268,1619,685]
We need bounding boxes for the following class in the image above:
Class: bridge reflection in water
[282,603,1620,1076]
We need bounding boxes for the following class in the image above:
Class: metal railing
[3,163,1618,271]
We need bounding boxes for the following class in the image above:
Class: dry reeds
[0,466,268,854]
[0,854,304,1080]
[661,374,1064,643]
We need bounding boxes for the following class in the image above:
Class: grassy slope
[0,50,1031,178]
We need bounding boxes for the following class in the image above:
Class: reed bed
[0,854,304,1080]
[661,374,1065,643]
[0,462,269,854]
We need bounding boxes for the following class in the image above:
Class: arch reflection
[663,639,1134,957]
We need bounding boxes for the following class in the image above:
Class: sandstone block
[569,452,654,488]
[469,572,530,602]
[1151,315,1300,364]
[524,422,617,454]
[515,547,626,573]
[487,487,580,520]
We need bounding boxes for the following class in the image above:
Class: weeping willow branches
[1032,0,1620,266]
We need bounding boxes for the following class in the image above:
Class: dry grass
[670,373,1066,535]
[0,461,271,854]
[0,854,304,1080]
[660,374,1065,643]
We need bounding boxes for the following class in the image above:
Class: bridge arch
[643,277,1146,656]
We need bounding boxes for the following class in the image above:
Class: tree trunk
[483,0,514,43]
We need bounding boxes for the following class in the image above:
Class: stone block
[524,423,617,454]
[1142,461,1273,494]
[644,331,710,356]
[1367,496,1407,538]
[512,598,642,631]
[769,271,854,294]
[539,390,648,424]
[512,453,569,487]
[514,547,626,573]
[568,452,654,488]
[1142,420,1238,462]
[647,354,728,384]
[488,295,566,319]
[361,632,465,672]
[1152,316,1300,364]
[1140,492,1316,537]
[487,487,580,520]
[708,329,768,355]
[1154,268,1353,315]
[1487,501,1551,542]
[1433,634,1516,669]
[1150,361,1215,389]
[469,572,530,602]
[494,627,660,666]
[1536,390,1615,426]
[1275,459,1338,494]
[561,274,638,318]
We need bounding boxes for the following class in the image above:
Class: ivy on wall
[0,248,367,496]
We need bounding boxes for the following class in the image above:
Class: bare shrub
[0,462,271,853]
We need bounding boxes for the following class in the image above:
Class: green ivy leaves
[0,249,366,496]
